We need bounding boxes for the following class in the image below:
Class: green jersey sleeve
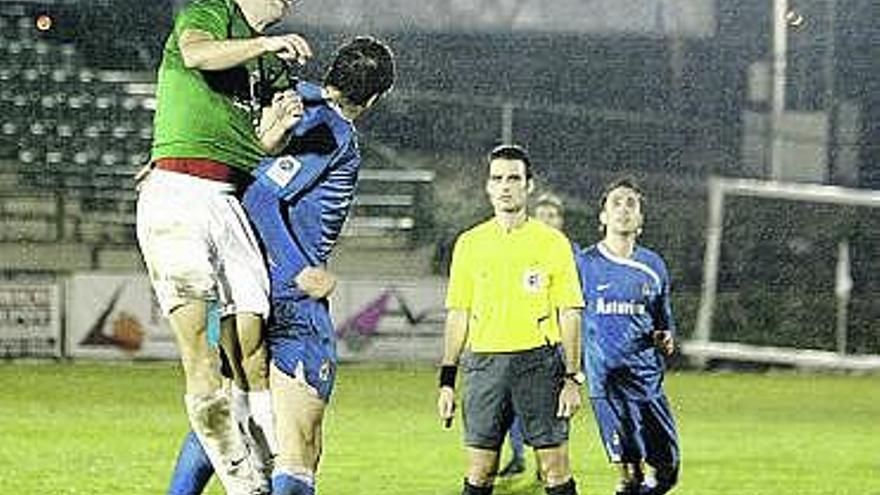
[174,0,230,41]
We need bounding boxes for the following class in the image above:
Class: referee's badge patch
[523,269,543,293]
[265,156,302,187]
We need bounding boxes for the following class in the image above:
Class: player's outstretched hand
[557,380,582,418]
[262,33,313,65]
[437,386,456,428]
[653,330,675,357]
[295,267,336,299]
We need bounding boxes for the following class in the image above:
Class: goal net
[685,176,880,370]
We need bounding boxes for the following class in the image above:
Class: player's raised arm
[179,30,312,71]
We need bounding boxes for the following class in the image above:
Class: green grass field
[1,362,878,494]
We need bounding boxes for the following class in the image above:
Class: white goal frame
[685,176,880,370]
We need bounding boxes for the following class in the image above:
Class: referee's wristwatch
[564,371,586,386]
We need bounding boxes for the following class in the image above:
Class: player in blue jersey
[165,37,396,495]
[576,178,679,495]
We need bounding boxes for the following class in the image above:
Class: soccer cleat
[497,457,526,478]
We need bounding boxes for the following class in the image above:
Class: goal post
[687,176,880,370]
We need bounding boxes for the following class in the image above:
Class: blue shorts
[267,298,337,402]
[590,392,680,467]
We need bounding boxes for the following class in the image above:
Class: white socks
[230,386,278,478]
[249,389,278,456]
[185,391,268,495]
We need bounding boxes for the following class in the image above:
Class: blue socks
[272,472,315,495]
[167,431,214,495]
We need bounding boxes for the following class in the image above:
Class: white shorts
[136,169,269,318]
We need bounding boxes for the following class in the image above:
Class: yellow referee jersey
[445,218,584,353]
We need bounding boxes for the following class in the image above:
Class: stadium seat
[0,217,57,242]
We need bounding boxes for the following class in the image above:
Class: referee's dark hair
[324,36,396,106]
[487,144,532,179]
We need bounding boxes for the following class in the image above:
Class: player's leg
[268,299,339,495]
[513,346,578,494]
[234,313,273,462]
[220,193,273,391]
[165,344,255,495]
[461,352,515,493]
[215,193,276,484]
[169,302,265,495]
[219,313,275,479]
[269,361,326,495]
[137,172,268,495]
[167,431,214,495]
[498,415,526,477]
[533,444,578,494]
[221,202,272,394]
[464,447,500,494]
[639,395,680,495]
[588,391,649,495]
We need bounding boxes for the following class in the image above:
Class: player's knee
[536,448,571,487]
[298,421,321,455]
[277,419,324,473]
[181,354,222,394]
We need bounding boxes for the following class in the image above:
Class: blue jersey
[242,81,360,302]
[577,243,675,400]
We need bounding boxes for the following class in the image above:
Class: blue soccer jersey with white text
[577,243,675,400]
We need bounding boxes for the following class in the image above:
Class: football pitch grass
[1,362,878,495]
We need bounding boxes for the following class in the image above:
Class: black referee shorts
[462,345,568,450]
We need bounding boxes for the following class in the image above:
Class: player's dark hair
[487,144,532,179]
[324,36,396,106]
[599,177,643,210]
[598,177,644,235]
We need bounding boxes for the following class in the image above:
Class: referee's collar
[490,216,532,235]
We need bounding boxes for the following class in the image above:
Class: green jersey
[151,0,266,171]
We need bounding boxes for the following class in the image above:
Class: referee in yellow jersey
[437,145,585,495]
